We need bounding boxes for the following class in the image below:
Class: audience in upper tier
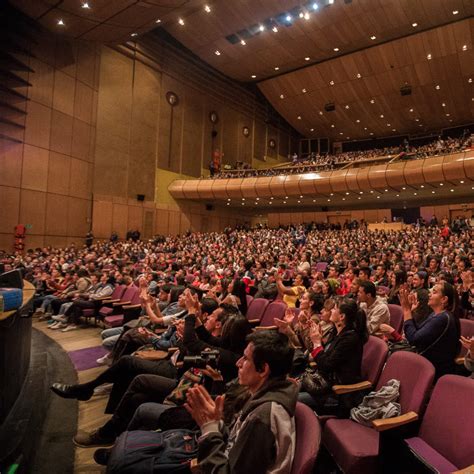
[1,218,473,472]
[211,133,473,179]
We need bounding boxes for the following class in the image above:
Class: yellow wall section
[155,169,194,206]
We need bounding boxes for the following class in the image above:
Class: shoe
[93,383,113,396]
[52,314,68,322]
[73,429,115,448]
[51,322,68,330]
[33,309,45,317]
[50,383,94,401]
[38,313,49,321]
[48,322,61,329]
[96,354,111,366]
[61,324,78,332]
[93,448,112,466]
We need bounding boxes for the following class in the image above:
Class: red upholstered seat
[388,304,404,333]
[245,298,270,323]
[259,301,287,327]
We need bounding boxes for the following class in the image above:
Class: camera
[182,350,220,369]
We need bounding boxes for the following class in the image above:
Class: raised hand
[184,385,225,428]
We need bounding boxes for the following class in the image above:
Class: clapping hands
[184,385,225,428]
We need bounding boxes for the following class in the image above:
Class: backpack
[107,429,198,474]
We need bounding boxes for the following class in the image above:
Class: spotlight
[285,14,292,22]
[204,4,211,13]
[259,24,265,31]
[312,3,319,10]
[57,19,65,26]
[81,2,90,9]
[178,18,184,25]
[272,26,278,33]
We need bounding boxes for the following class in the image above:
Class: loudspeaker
[400,85,412,96]
[324,103,335,112]
[205,204,214,211]
[211,130,218,138]
[0,269,24,289]
[137,194,145,201]
[322,206,329,212]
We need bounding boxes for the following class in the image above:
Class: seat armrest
[103,298,120,303]
[372,411,418,432]
[455,356,465,365]
[123,304,141,310]
[113,300,131,307]
[254,325,277,331]
[332,380,372,395]
[453,464,474,474]
[168,347,179,353]
[248,319,261,325]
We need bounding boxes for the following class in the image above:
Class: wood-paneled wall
[0,30,100,251]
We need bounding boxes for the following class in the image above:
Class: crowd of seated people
[211,132,473,179]
[1,218,473,472]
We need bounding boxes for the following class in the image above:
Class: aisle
[33,320,111,473]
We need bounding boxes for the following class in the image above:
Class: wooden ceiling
[11,0,474,140]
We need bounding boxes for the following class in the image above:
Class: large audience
[1,218,473,472]
[212,132,473,179]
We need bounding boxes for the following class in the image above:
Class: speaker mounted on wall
[137,194,145,201]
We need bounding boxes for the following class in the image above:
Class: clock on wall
[242,126,250,137]
[166,91,179,106]
[209,111,219,124]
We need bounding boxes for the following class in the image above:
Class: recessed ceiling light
[251,74,256,78]
[285,196,288,199]
[178,18,184,25]
[396,194,400,197]
[297,200,301,203]
[305,57,310,61]
[204,4,211,13]
[310,128,314,131]
[359,191,363,194]
[81,2,90,9]
[328,0,334,4]
[370,190,374,194]
[468,78,473,83]
[413,192,417,195]
[450,189,454,192]
[345,105,350,109]
[412,22,418,27]
[300,195,303,198]
[312,3,319,10]
[462,45,468,51]
[432,190,435,194]
[358,197,361,200]
[331,124,335,128]
[346,192,350,195]
[356,119,360,123]
[240,39,246,45]
[155,19,161,23]
[131,32,138,37]
[370,99,375,104]
[227,198,231,201]
[270,197,274,200]
[299,12,304,18]
[256,197,260,201]
[57,19,65,26]
[304,12,310,20]
[392,128,396,131]
[387,123,391,126]
[384,189,388,192]
[319,111,323,115]
[460,180,464,184]
[272,26,278,33]
[409,108,414,112]
[439,183,443,186]
[242,198,245,200]
[415,118,419,122]
[370,132,374,135]
[420,185,424,188]
[327,199,331,202]
[356,73,361,78]
[402,187,406,190]
[346,136,350,139]
[275,66,280,71]
[302,88,307,93]
[342,197,346,201]
[370,35,376,40]
[442,102,446,107]
[334,47,339,52]
[446,113,450,117]
[329,80,334,86]
[380,114,384,118]
[427,53,432,60]
[280,94,284,99]
[377,196,380,199]
[286,14,292,22]
[215,50,221,55]
[283,201,287,204]
[339,132,343,135]
[297,116,302,120]
[241,202,245,205]
[435,85,440,90]
[452,10,459,15]
[313,199,316,202]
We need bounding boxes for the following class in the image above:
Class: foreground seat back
[362,336,389,386]
[387,304,404,333]
[415,375,474,470]
[259,301,287,327]
[245,298,270,322]
[291,402,321,474]
[376,351,435,416]
[459,319,474,357]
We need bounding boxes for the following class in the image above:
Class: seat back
[377,286,390,297]
[290,402,321,474]
[459,319,474,357]
[376,351,435,415]
[418,375,474,470]
[361,336,389,385]
[246,294,254,308]
[260,301,287,327]
[120,284,139,303]
[387,304,404,333]
[110,284,126,300]
[315,262,328,273]
[128,288,142,306]
[246,298,270,322]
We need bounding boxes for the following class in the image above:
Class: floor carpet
[68,346,108,372]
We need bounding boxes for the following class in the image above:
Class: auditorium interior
[0,0,473,473]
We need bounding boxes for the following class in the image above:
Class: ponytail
[338,298,369,343]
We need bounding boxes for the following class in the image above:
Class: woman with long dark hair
[400,282,461,379]
[387,269,407,305]
[298,298,368,415]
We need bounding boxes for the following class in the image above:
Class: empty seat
[259,301,287,327]
[388,304,404,334]
[323,351,435,474]
[405,375,474,473]
[246,298,270,324]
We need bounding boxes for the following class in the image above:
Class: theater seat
[405,375,474,473]
[246,298,270,324]
[323,351,435,474]
[387,304,404,334]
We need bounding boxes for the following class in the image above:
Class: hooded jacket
[197,377,298,474]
